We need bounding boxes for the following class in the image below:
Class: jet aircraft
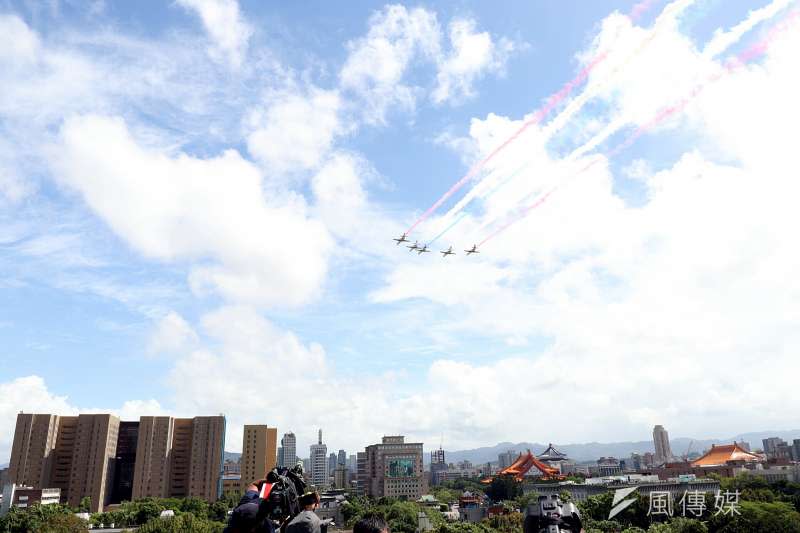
[393,233,409,245]
[464,245,479,255]
[417,244,431,254]
[407,241,420,252]
[440,246,455,257]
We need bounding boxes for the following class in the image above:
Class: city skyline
[2,0,799,461]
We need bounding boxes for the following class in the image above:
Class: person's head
[298,490,320,510]
[353,514,389,533]
[224,500,261,533]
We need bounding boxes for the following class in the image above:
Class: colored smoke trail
[424,0,698,245]
[403,0,662,236]
[478,10,800,247]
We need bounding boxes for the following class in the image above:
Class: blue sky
[1,0,799,459]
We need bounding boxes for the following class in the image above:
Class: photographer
[224,480,276,533]
[285,490,327,533]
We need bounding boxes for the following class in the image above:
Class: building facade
[132,415,225,502]
[653,425,674,465]
[280,433,297,468]
[109,421,139,504]
[7,413,120,513]
[310,430,328,488]
[241,425,277,489]
[361,436,426,499]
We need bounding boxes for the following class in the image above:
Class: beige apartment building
[7,414,59,489]
[7,413,120,513]
[8,413,225,511]
[132,415,225,502]
[240,425,277,490]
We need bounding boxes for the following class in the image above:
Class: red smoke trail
[479,9,799,247]
[404,0,661,236]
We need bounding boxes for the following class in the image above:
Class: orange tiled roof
[691,443,763,467]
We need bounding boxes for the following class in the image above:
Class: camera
[523,494,583,533]
[257,464,308,525]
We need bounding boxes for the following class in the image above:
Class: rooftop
[691,443,763,467]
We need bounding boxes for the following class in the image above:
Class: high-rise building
[132,415,225,502]
[277,447,284,468]
[347,454,357,473]
[328,453,338,477]
[8,413,120,513]
[793,440,800,462]
[653,425,674,465]
[7,414,60,489]
[109,421,139,504]
[132,416,174,499]
[762,437,789,459]
[497,450,517,470]
[338,449,347,466]
[362,436,426,499]
[280,433,297,468]
[241,425,277,489]
[7,413,224,510]
[430,446,447,486]
[310,430,328,488]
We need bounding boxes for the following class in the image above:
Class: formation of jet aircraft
[394,234,479,258]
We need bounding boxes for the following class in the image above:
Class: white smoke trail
[702,0,795,58]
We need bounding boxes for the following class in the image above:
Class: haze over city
[2,0,799,465]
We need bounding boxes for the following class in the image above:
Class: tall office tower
[241,425,277,489]
[338,449,347,466]
[653,425,674,464]
[7,413,60,489]
[281,433,297,468]
[132,416,174,499]
[328,453,338,476]
[431,447,445,466]
[277,447,284,468]
[66,414,120,512]
[309,430,328,488]
[362,436,426,499]
[49,416,78,504]
[347,454,357,473]
[109,421,139,504]
[132,416,225,502]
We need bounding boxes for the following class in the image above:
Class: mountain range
[429,429,800,465]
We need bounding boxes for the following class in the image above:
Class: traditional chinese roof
[537,443,567,462]
[690,443,763,467]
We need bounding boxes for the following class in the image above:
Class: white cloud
[50,114,333,308]
[432,18,514,105]
[340,4,441,124]
[246,87,342,175]
[177,0,253,68]
[369,9,800,444]
[148,311,199,356]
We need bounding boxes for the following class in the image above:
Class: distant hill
[427,429,800,465]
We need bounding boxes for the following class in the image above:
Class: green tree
[77,496,91,513]
[707,500,800,532]
[485,476,521,503]
[137,514,224,533]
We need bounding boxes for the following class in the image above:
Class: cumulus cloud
[177,0,253,68]
[340,4,441,124]
[432,18,514,105]
[50,115,333,308]
[246,87,342,175]
[340,6,516,120]
[371,7,800,444]
[148,311,199,356]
